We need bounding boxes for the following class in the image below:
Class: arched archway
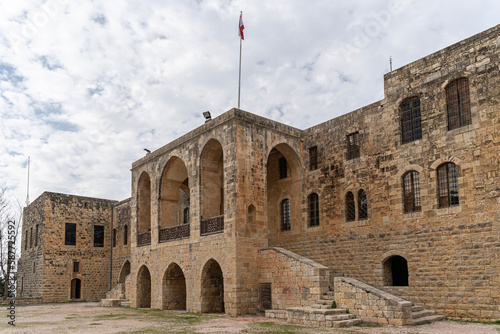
[201,259,224,313]
[266,143,302,236]
[119,261,131,284]
[200,139,224,219]
[138,172,152,234]
[70,278,81,299]
[137,265,152,308]
[160,157,190,228]
[163,263,186,310]
[383,256,409,286]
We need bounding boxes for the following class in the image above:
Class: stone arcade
[17,25,500,326]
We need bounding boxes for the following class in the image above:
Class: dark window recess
[401,97,422,144]
[124,225,128,245]
[112,229,117,247]
[279,157,287,179]
[30,227,33,248]
[309,146,318,171]
[358,189,368,219]
[347,132,360,160]
[35,224,39,247]
[73,261,80,273]
[437,162,459,208]
[447,78,471,130]
[83,202,88,209]
[71,278,81,299]
[403,171,422,213]
[183,208,190,224]
[281,199,291,231]
[346,192,355,221]
[308,193,320,227]
[65,223,76,246]
[94,225,105,247]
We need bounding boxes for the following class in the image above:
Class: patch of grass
[449,319,500,326]
[346,309,350,314]
[89,323,102,325]
[331,300,337,309]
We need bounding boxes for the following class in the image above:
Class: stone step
[412,309,436,319]
[265,309,287,319]
[100,299,123,307]
[287,307,350,316]
[330,318,362,328]
[321,294,335,300]
[120,300,130,307]
[315,299,333,305]
[325,291,335,296]
[311,304,331,309]
[412,314,446,325]
[325,314,357,321]
[412,305,424,312]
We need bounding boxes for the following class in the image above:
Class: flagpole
[238,11,242,109]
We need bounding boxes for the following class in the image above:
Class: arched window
[358,189,368,219]
[308,193,319,227]
[345,192,355,222]
[401,97,422,144]
[446,78,471,130]
[280,199,290,231]
[403,171,421,213]
[183,208,190,225]
[123,225,128,245]
[437,162,459,207]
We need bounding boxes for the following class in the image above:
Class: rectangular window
[73,261,80,273]
[65,223,76,246]
[94,225,104,247]
[35,224,39,247]
[347,132,360,160]
[309,146,318,171]
[279,157,287,179]
[83,202,89,209]
[30,227,33,248]
[25,230,28,250]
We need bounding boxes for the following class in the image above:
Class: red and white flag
[238,12,244,40]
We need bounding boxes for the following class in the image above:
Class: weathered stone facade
[17,192,122,302]
[18,25,500,322]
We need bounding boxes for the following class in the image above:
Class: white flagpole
[238,11,243,109]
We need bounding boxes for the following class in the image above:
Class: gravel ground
[1,302,499,334]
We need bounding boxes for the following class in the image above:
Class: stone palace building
[17,25,500,326]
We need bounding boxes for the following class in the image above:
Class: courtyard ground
[1,302,500,334]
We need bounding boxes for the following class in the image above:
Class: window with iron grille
[347,132,360,160]
[281,199,291,231]
[401,97,422,144]
[124,225,128,245]
[279,157,287,179]
[437,163,459,208]
[345,192,355,221]
[183,208,190,224]
[65,223,76,246]
[73,261,79,273]
[358,189,368,219]
[446,78,471,130]
[403,171,421,213]
[309,146,318,171]
[94,225,104,247]
[308,193,319,227]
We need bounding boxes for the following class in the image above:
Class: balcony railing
[200,215,224,236]
[137,232,151,246]
[159,224,190,242]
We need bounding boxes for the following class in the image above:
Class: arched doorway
[200,139,224,219]
[201,259,224,313]
[119,261,131,284]
[383,256,409,286]
[266,143,302,236]
[159,157,190,228]
[163,263,186,310]
[70,278,81,299]
[138,172,152,234]
[137,265,152,308]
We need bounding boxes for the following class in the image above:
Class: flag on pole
[238,12,244,40]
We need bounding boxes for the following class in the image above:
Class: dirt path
[1,302,499,334]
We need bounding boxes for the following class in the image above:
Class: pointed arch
[200,139,224,219]
[137,265,151,308]
[159,157,190,228]
[162,263,186,310]
[119,260,131,284]
[137,172,152,234]
[201,259,224,313]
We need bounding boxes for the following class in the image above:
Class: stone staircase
[411,304,446,325]
[100,283,130,307]
[265,288,362,328]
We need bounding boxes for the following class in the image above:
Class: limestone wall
[334,277,412,326]
[258,247,330,310]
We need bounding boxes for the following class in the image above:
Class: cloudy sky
[0,0,499,209]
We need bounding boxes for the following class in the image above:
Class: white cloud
[0,0,499,210]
